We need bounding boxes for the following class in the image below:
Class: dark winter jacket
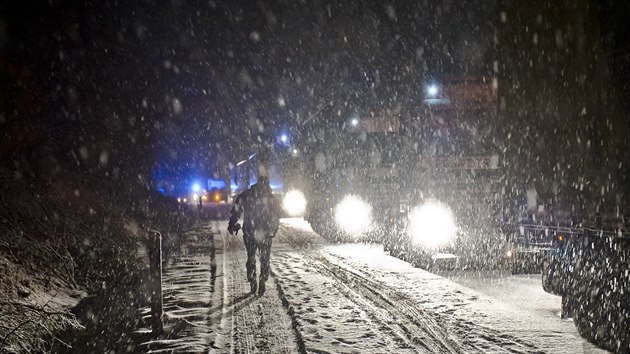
[229,183,281,237]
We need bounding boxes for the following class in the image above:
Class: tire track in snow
[323,260,459,353]
[271,268,308,354]
[317,251,542,353]
[227,235,255,354]
[272,252,421,353]
[308,253,460,353]
[213,221,299,354]
[211,227,231,352]
[272,247,542,354]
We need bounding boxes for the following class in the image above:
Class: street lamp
[349,113,360,127]
[278,132,291,146]
[423,82,449,105]
[426,84,439,97]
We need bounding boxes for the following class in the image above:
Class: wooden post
[148,229,163,335]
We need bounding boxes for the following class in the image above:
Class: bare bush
[0,300,83,353]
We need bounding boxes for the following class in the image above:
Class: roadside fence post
[148,229,163,335]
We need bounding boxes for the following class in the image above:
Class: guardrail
[504,223,630,240]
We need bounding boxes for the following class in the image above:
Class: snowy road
[138,218,608,353]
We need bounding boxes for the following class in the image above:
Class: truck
[387,77,506,270]
[394,153,505,270]
[304,118,405,243]
[305,76,508,270]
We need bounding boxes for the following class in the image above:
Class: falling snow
[1,1,629,353]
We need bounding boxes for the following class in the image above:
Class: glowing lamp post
[426,84,439,97]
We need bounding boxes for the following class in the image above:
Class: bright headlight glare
[335,195,371,233]
[283,190,307,216]
[409,201,456,248]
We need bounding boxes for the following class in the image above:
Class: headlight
[335,195,371,234]
[283,190,307,216]
[409,201,456,248]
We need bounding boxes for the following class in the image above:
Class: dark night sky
[1,0,626,186]
[0,0,497,184]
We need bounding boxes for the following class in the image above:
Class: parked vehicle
[541,222,629,352]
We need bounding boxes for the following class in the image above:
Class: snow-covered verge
[320,243,609,353]
[113,217,614,353]
[0,254,84,353]
[136,221,301,353]
[271,219,610,354]
[0,170,188,353]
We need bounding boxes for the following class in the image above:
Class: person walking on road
[227,176,281,296]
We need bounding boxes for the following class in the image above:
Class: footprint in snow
[334,337,356,345]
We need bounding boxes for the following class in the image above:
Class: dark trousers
[243,232,273,284]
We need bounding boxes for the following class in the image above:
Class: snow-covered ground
[137,218,609,353]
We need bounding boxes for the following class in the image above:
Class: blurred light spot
[249,31,261,42]
[172,98,182,114]
[427,84,439,97]
[79,146,89,160]
[500,11,507,23]
[99,151,109,166]
[386,5,397,21]
[315,153,326,172]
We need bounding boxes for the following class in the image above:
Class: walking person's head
[253,176,271,191]
[257,176,269,186]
